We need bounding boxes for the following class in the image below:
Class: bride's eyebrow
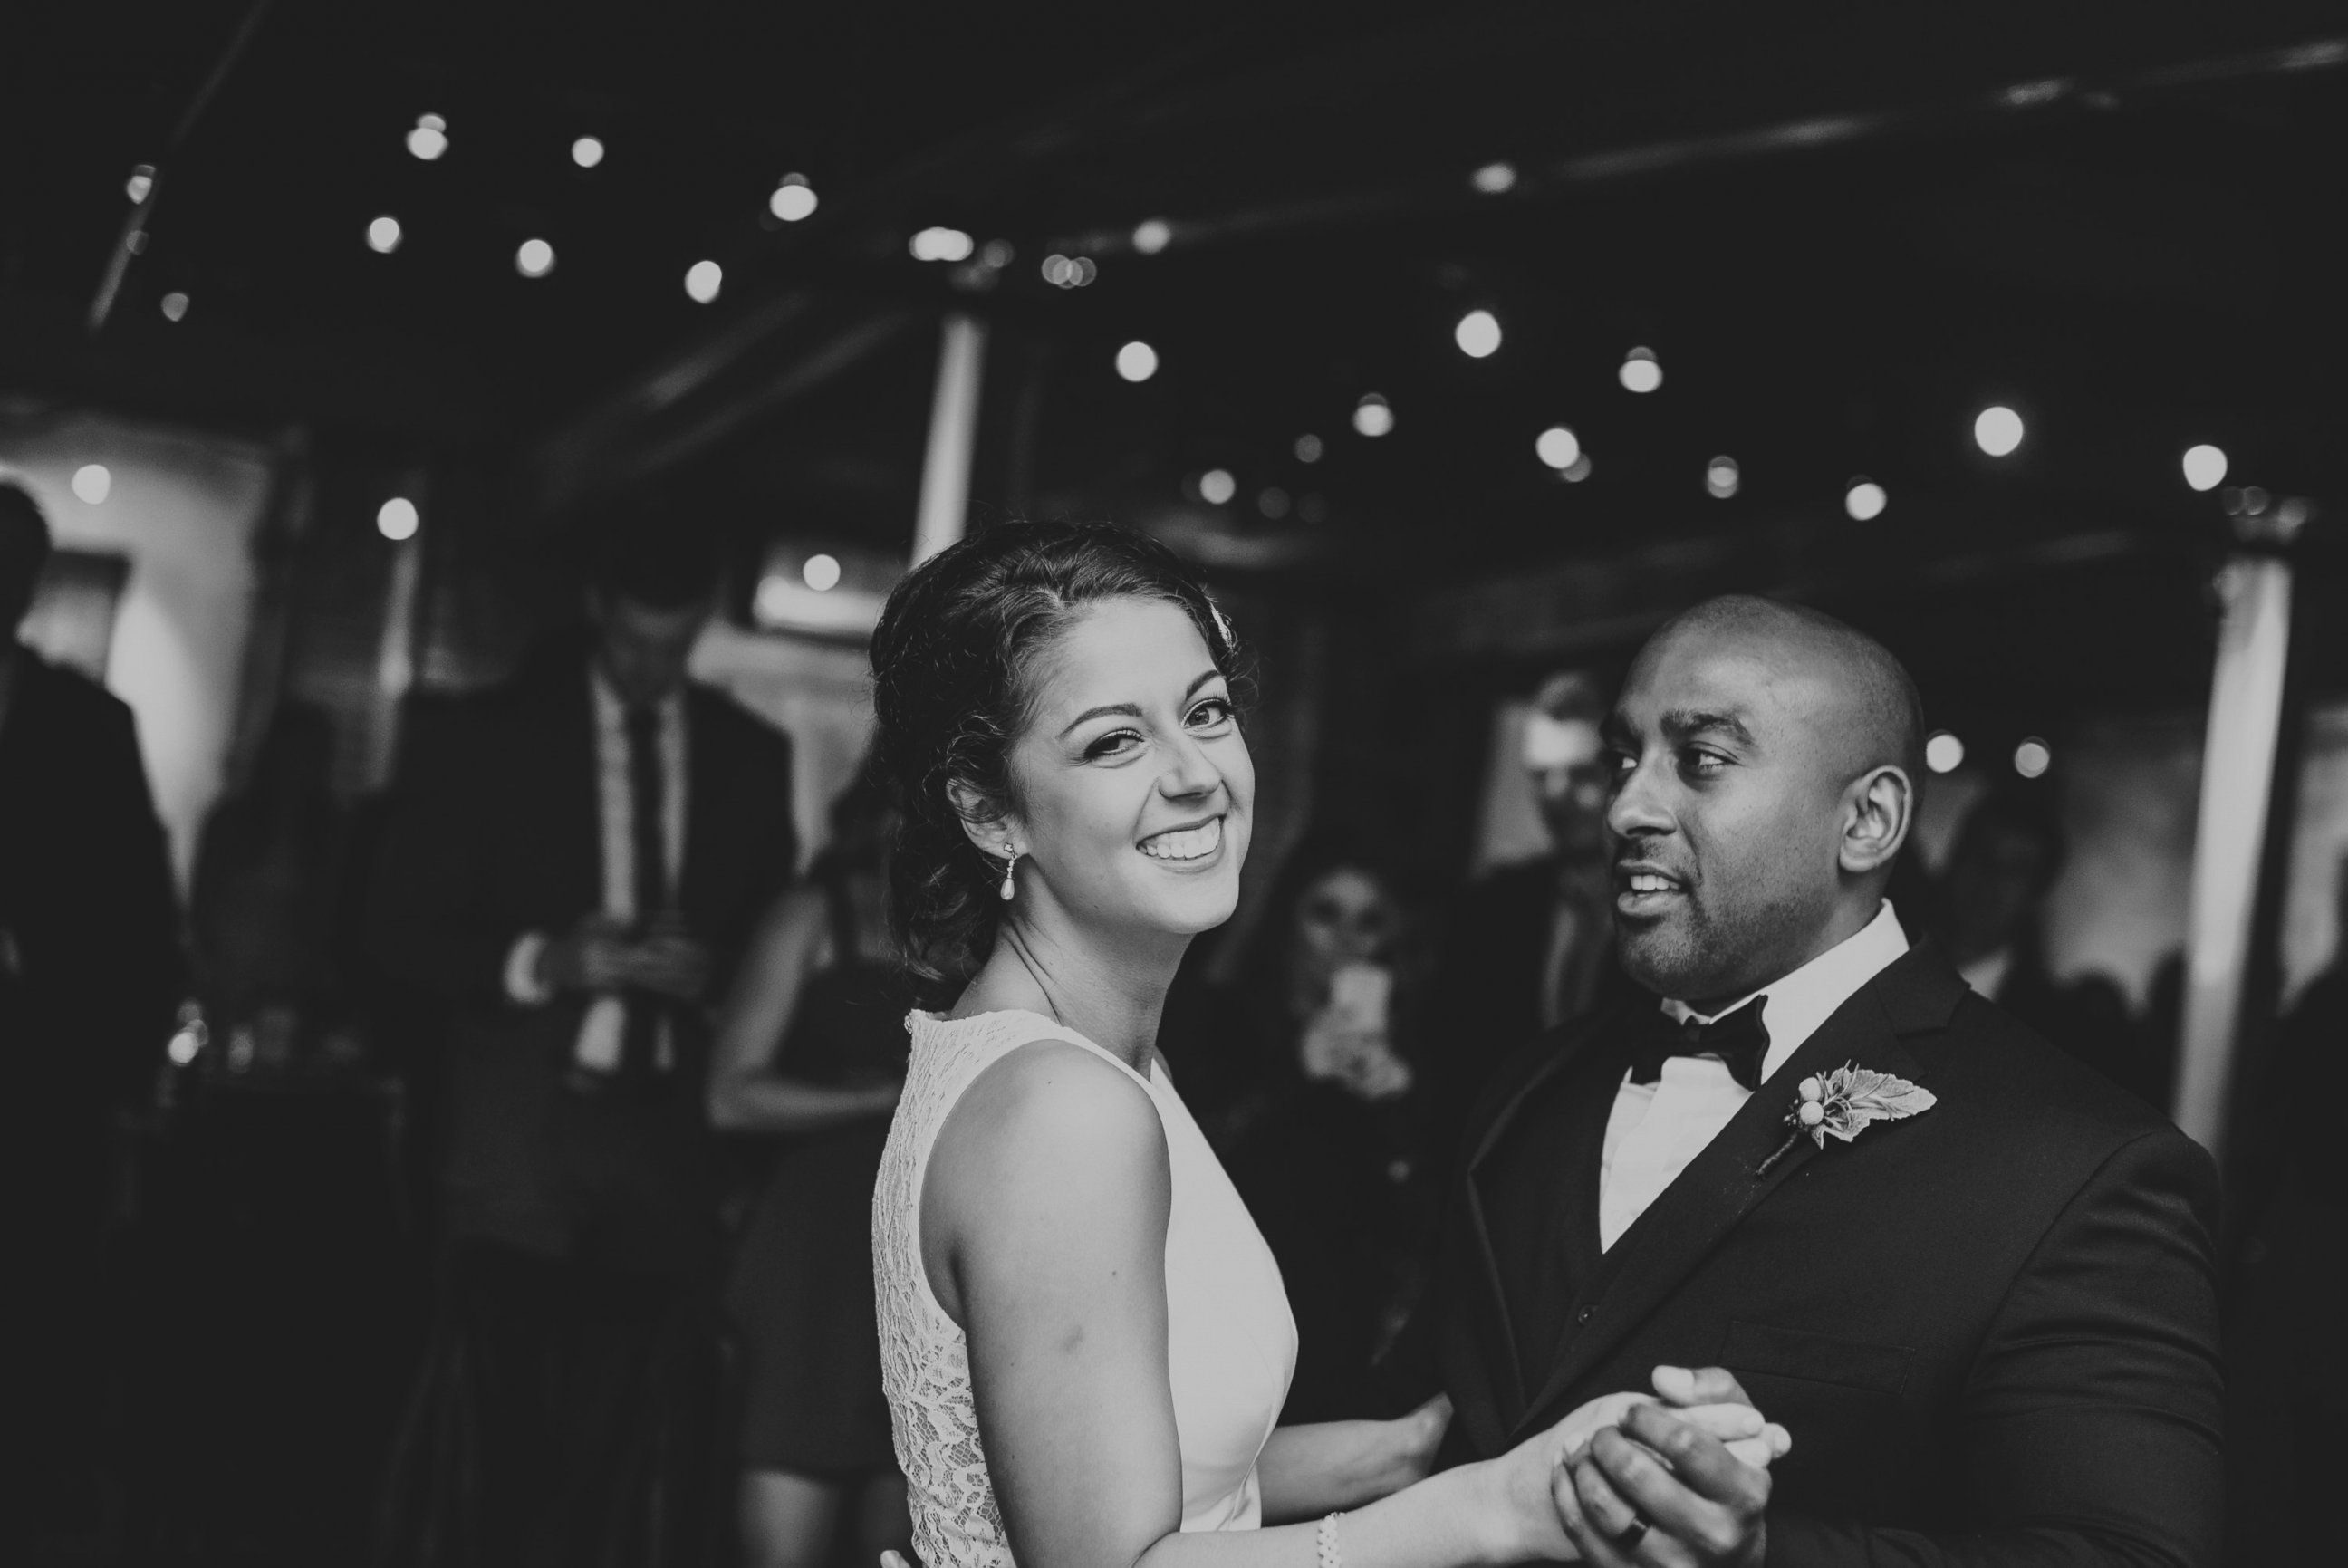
[1055,671,1222,737]
[1059,701,1141,737]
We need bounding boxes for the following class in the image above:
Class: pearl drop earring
[998,843,1020,902]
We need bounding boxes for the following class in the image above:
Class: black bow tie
[1627,996,1772,1092]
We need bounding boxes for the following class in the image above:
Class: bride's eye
[1083,728,1143,761]
[1187,696,1236,729]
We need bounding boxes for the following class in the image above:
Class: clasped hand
[542,912,711,1002]
[1490,1366,1784,1567]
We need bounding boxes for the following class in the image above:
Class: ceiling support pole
[2174,498,2309,1156]
[913,313,988,565]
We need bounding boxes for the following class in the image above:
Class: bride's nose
[1160,732,1223,802]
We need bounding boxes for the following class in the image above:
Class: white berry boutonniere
[1756,1062,1937,1175]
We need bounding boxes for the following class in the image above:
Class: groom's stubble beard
[1615,875,1823,1009]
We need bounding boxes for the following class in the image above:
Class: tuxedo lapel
[1449,1019,1608,1446]
[1514,948,1958,1437]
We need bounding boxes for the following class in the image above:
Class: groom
[1414,597,2222,1564]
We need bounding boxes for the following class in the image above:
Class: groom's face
[1602,622,1854,1010]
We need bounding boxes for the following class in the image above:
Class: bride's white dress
[873,1009,1298,1568]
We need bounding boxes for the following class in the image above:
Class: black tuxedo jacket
[367,649,796,1272]
[1419,944,2223,1567]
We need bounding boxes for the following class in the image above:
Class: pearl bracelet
[1317,1512,1342,1568]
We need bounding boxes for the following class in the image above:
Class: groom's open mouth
[1614,861,1687,919]
[1139,814,1225,866]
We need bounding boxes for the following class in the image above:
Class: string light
[72,465,111,504]
[1618,347,1662,393]
[1844,478,1888,521]
[1535,427,1581,469]
[1115,341,1160,382]
[802,553,842,592]
[377,497,419,541]
[684,260,723,303]
[2182,444,2228,492]
[1706,456,1740,498]
[1471,161,1517,194]
[1974,406,2024,457]
[1132,219,1171,255]
[909,226,975,263]
[1199,468,1237,505]
[1294,434,1323,463]
[2013,738,2052,779]
[407,113,448,161]
[572,136,605,168]
[1455,309,1502,359]
[367,215,402,254]
[1926,732,1966,773]
[515,238,555,278]
[159,291,188,322]
[1352,394,1394,438]
[1258,487,1291,520]
[124,164,155,204]
[770,174,817,222]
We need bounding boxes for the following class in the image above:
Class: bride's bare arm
[1256,1400,1455,1523]
[926,1041,1782,1568]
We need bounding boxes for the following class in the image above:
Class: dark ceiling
[5,1,2345,604]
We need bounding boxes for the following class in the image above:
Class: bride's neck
[954,915,1188,1072]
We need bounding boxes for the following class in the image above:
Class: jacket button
[1577,1305,1595,1324]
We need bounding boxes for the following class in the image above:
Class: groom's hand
[1554,1400,1771,1567]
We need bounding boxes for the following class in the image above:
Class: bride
[868,523,1785,1568]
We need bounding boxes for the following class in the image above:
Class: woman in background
[1165,830,1433,1421]
[709,776,910,1568]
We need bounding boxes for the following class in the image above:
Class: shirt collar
[1661,900,1910,1084]
[589,665,683,726]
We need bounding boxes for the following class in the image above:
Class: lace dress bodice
[873,1009,1297,1568]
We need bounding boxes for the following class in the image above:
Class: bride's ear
[947,777,1020,858]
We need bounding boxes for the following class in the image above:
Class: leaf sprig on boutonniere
[1756,1062,1937,1176]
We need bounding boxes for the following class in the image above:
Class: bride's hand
[1477,1375,1787,1563]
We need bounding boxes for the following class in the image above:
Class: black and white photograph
[4,4,2342,1565]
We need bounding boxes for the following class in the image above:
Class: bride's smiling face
[986,596,1253,942]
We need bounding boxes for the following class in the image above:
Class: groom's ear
[1839,765,1913,878]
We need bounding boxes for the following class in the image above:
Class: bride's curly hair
[868,521,1248,1004]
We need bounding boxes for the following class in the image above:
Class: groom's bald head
[1604,595,1924,1007]
[1650,596,1926,786]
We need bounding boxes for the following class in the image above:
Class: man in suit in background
[1417,596,2221,1566]
[0,479,185,1550]
[369,505,796,1566]
[1430,672,1638,1160]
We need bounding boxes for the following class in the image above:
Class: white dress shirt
[1596,901,1910,1249]
[502,670,689,1073]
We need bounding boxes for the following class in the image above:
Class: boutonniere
[1756,1062,1936,1175]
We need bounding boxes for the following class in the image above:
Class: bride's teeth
[1142,819,1222,861]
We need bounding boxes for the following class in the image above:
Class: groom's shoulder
[1910,978,2199,1176]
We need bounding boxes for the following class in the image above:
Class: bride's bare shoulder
[930,1039,1168,1204]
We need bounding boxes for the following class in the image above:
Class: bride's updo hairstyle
[870,521,1246,1000]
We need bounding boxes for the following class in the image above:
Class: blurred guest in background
[1930,784,2147,1103]
[191,702,352,1071]
[0,478,184,1546]
[1163,828,1433,1421]
[368,506,797,1567]
[709,774,909,1568]
[1429,671,1635,1159]
[2225,851,2348,1563]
